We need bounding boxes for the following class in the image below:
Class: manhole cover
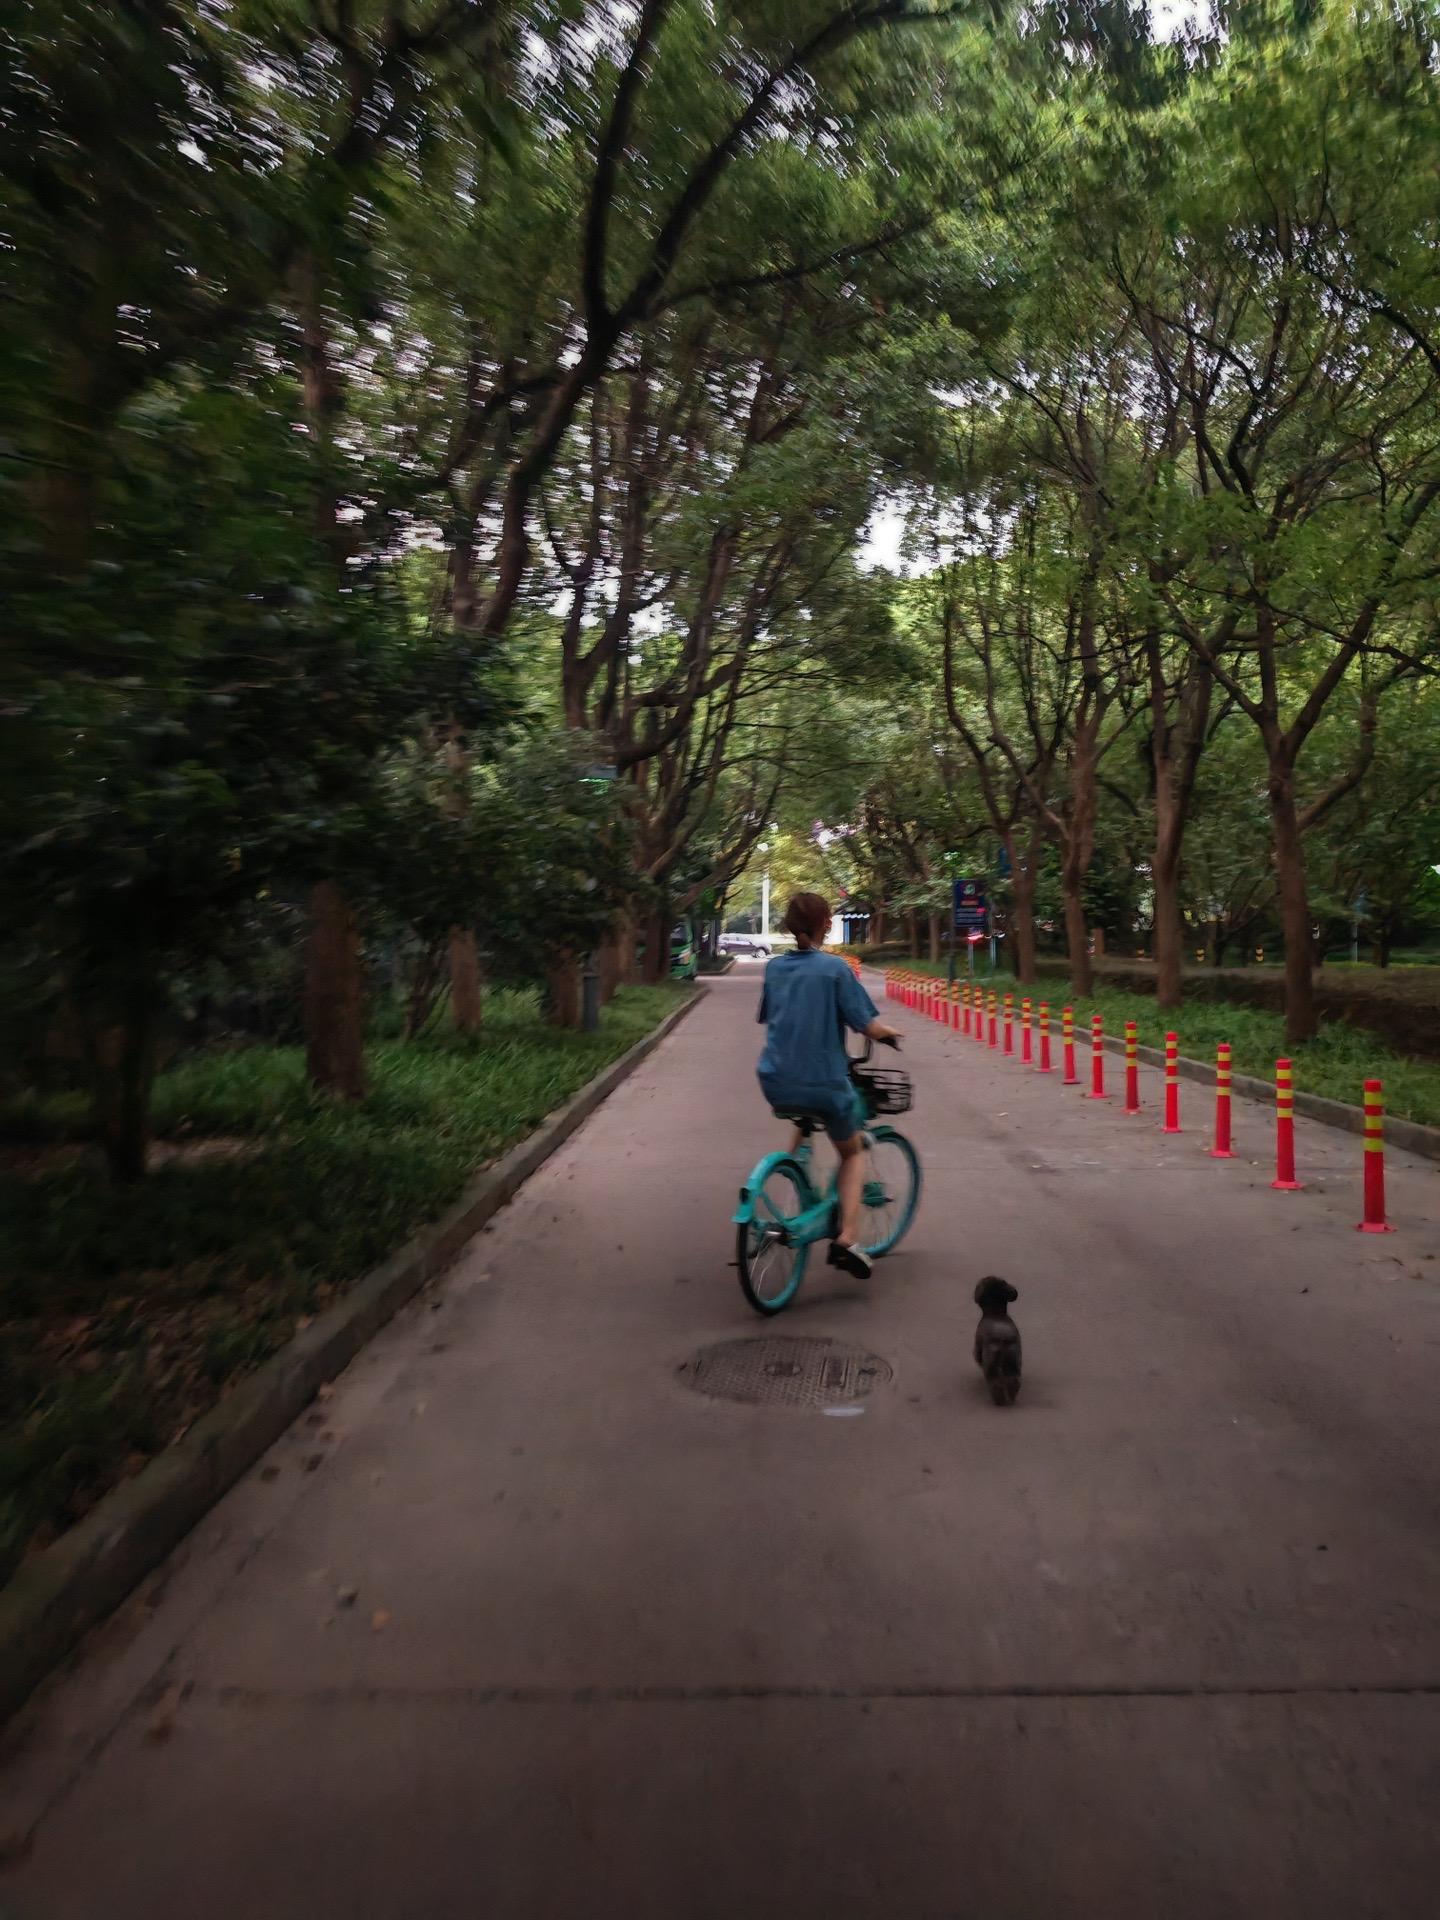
[681,1336,892,1409]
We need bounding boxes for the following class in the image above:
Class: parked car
[718,933,771,958]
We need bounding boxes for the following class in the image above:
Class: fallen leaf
[370,1609,392,1632]
[337,1586,359,1609]
[316,1382,335,1402]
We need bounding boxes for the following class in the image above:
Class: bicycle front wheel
[857,1128,921,1258]
[736,1158,812,1315]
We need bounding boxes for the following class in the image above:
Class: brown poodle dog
[973,1276,1021,1405]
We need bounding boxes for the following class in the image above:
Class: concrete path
[5,971,1440,1919]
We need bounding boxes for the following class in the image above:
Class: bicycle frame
[731,1135,841,1247]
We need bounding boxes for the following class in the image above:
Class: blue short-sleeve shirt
[756,949,878,1092]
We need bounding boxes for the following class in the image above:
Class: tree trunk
[80,983,158,1183]
[907,912,919,959]
[1153,851,1184,1009]
[1267,761,1318,1046]
[641,905,670,985]
[1060,706,1102,998]
[544,956,582,1029]
[1008,849,1038,985]
[305,879,366,1098]
[927,913,941,963]
[607,910,636,997]
[871,905,886,945]
[448,927,482,1034]
[1061,870,1092,999]
[403,939,447,1040]
[598,921,622,1003]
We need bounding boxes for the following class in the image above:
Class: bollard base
[1085,1092,1110,1101]
[1270,1178,1304,1191]
[1357,1220,1396,1234]
[1124,1103,1143,1116]
[1208,1146,1234,1158]
[1162,1124,1183,1135]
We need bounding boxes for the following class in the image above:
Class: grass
[885,962,1440,1129]
[0,984,688,1588]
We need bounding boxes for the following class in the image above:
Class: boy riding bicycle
[756,892,900,1280]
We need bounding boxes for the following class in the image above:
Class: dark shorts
[758,1075,865,1144]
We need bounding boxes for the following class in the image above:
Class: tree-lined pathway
[5,971,1440,1918]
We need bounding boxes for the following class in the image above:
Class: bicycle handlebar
[852,1033,901,1063]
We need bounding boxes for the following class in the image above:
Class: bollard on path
[1003,993,1015,1056]
[1209,1043,1234,1158]
[1123,1020,1141,1113]
[987,991,999,1048]
[1357,1079,1395,1233]
[1271,1058,1303,1190]
[1086,1013,1108,1099]
[1062,1006,1079,1084]
[1021,998,1033,1066]
[1037,1002,1053,1073]
[1162,1032,1182,1135]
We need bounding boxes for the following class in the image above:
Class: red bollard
[1271,1058,1303,1190]
[1003,993,1015,1055]
[1062,1006,1078,1084]
[1021,998,1033,1066]
[1209,1042,1234,1158]
[1037,1002,1053,1073]
[1123,1020,1141,1114]
[1086,1013,1108,1099]
[976,988,987,1046]
[987,991,999,1048]
[1162,1032,1182,1134]
[1357,1079,1395,1232]
[961,984,971,1035]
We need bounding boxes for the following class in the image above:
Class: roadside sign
[952,877,988,933]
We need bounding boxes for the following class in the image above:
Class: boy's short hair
[783,892,831,944]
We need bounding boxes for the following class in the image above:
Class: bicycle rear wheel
[857,1128,921,1258]
[736,1159,812,1315]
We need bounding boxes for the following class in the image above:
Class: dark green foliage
[0,984,685,1584]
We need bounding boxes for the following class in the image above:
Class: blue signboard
[952,877,988,933]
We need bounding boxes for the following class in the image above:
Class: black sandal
[827,1240,873,1280]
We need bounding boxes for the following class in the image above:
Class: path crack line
[202,1679,1440,1708]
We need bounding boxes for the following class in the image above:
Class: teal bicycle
[732,1039,922,1315]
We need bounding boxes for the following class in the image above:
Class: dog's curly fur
[973,1276,1021,1406]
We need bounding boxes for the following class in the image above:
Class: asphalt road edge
[0,988,702,1726]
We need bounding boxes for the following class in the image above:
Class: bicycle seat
[770,1107,830,1135]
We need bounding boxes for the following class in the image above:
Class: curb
[859,971,1440,1166]
[1110,1037,1440,1165]
[0,989,702,1725]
